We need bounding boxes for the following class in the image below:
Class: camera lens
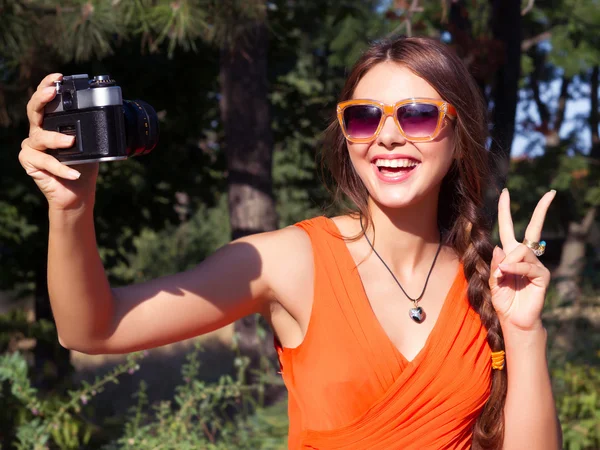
[122,100,159,157]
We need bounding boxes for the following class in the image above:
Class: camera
[42,74,159,165]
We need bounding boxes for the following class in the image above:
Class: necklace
[360,216,443,324]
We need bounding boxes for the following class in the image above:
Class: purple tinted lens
[397,103,439,138]
[343,105,382,139]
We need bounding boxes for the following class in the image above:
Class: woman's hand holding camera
[19,73,98,212]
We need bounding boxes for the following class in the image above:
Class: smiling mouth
[373,159,420,177]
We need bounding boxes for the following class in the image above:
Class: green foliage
[109,195,231,283]
[507,142,600,239]
[1,344,286,449]
[544,0,600,77]
[58,1,128,62]
[553,363,600,450]
[273,139,325,227]
[0,201,37,244]
[0,0,266,64]
[0,350,145,449]
[104,343,285,449]
[0,34,225,296]
[0,200,39,295]
[0,309,55,353]
[3,330,600,449]
[130,0,209,56]
[269,0,389,226]
[0,0,31,67]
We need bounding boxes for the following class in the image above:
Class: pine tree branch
[15,0,76,15]
[440,0,450,24]
[554,75,570,133]
[521,0,534,16]
[530,51,550,128]
[385,0,423,38]
[405,0,423,37]
[581,206,597,235]
[521,31,551,52]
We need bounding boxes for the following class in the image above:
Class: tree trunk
[588,66,600,271]
[480,0,523,229]
[554,66,599,305]
[553,207,597,305]
[590,65,600,160]
[219,11,278,359]
[219,21,277,240]
[488,0,522,187]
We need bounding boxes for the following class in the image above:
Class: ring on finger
[523,238,546,256]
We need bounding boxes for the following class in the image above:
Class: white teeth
[374,159,419,168]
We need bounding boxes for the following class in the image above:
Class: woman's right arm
[20,74,309,355]
[48,206,294,355]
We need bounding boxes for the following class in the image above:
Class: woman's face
[346,62,456,210]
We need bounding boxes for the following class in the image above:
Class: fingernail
[60,135,75,145]
[502,188,507,193]
[493,267,502,278]
[550,189,556,194]
[67,169,80,180]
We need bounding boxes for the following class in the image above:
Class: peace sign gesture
[489,188,556,333]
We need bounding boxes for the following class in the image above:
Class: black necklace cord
[359,215,443,307]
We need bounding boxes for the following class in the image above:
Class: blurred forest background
[0,0,599,449]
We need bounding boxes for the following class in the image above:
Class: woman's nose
[375,115,407,148]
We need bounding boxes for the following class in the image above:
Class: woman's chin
[368,190,418,210]
[367,181,437,211]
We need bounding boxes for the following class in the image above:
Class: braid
[447,199,507,450]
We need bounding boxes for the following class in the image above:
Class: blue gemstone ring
[523,238,546,257]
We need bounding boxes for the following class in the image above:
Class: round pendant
[409,306,426,324]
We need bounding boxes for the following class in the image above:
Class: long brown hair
[321,36,506,449]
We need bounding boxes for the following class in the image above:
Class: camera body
[43,74,158,165]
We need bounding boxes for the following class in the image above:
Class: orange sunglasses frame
[336,98,457,143]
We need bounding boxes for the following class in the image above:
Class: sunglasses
[337,98,457,143]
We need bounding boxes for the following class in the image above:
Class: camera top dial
[90,75,116,88]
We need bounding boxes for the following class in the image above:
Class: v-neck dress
[274,216,493,449]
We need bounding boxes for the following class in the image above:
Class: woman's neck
[364,195,442,275]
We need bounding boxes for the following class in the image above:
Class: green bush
[0,342,287,450]
[108,195,231,285]
[553,362,600,450]
[0,350,144,449]
[4,329,600,449]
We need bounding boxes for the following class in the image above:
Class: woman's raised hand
[18,73,99,212]
[489,188,556,333]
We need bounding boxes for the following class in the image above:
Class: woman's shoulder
[292,214,330,230]
[245,216,328,268]
[250,214,353,267]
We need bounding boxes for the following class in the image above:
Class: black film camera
[43,74,159,165]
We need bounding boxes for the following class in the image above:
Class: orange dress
[274,216,493,450]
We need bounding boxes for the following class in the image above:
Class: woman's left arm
[502,322,561,449]
[489,189,562,450]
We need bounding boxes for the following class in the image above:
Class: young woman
[19,36,560,449]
